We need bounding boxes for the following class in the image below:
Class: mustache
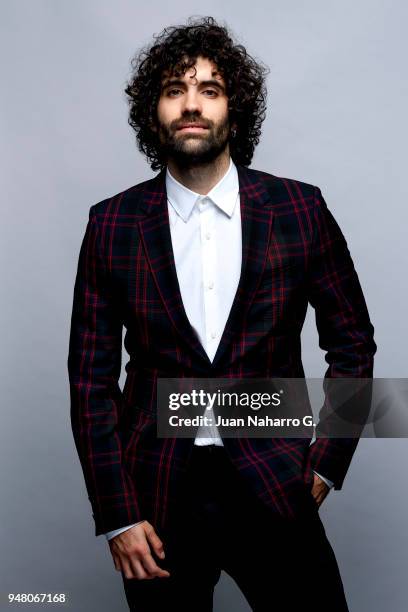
[171,116,213,130]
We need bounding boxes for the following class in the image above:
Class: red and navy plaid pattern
[68,164,376,536]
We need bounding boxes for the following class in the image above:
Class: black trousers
[122,445,349,611]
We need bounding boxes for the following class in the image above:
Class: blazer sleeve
[67,206,144,535]
[306,187,377,489]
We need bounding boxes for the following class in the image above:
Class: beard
[156,114,230,168]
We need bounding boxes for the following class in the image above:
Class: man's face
[155,56,231,166]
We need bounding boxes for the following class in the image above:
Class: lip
[177,125,208,131]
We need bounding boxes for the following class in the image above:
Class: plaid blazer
[67,164,377,536]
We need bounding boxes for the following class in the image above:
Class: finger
[315,492,326,505]
[128,557,150,580]
[140,552,170,578]
[313,491,322,503]
[144,522,166,559]
[112,554,121,572]
[121,559,138,581]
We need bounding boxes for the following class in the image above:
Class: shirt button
[210,331,217,339]
[205,232,211,240]
[208,281,214,290]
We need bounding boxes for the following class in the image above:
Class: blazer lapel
[137,169,212,368]
[211,165,274,369]
[137,164,274,371]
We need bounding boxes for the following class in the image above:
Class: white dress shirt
[104,157,333,540]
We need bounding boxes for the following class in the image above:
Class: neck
[166,149,231,195]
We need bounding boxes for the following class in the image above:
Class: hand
[310,473,330,508]
[108,520,171,580]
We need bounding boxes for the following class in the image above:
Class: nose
[181,88,202,114]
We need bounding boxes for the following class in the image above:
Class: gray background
[1,1,407,610]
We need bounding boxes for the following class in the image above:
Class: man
[68,16,376,611]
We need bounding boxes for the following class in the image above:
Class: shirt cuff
[104,521,145,541]
[313,470,334,488]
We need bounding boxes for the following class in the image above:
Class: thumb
[144,521,166,559]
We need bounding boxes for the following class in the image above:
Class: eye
[167,88,183,96]
[203,89,218,97]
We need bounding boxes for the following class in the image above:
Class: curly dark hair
[124,16,269,170]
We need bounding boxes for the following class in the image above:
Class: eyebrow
[161,78,226,93]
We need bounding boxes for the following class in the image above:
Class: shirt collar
[166,157,239,222]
